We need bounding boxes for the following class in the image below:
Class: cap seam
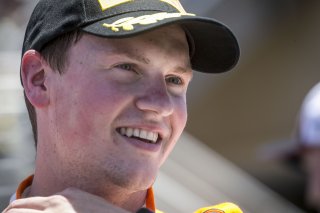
[82,0,88,23]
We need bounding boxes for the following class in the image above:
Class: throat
[102,188,148,212]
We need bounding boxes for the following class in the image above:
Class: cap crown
[23,0,187,53]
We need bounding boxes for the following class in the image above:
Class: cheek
[54,80,129,146]
[160,99,187,164]
[174,98,188,132]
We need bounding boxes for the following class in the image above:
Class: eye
[166,75,183,85]
[115,63,136,72]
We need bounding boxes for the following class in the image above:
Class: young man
[3,0,239,212]
[262,82,320,212]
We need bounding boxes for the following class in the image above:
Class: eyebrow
[122,51,150,65]
[106,46,150,65]
[174,55,193,75]
[109,47,193,73]
[173,64,192,74]
[173,65,193,80]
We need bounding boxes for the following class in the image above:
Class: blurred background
[1,0,320,212]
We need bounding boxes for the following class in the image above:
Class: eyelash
[166,75,184,86]
[115,63,136,72]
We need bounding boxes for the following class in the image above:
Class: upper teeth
[119,127,158,143]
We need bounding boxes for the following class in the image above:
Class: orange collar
[16,175,156,212]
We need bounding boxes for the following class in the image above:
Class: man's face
[44,25,192,193]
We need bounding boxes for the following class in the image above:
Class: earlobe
[21,50,49,108]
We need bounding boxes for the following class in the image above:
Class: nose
[135,79,174,117]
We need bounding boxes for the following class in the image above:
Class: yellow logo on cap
[97,0,187,13]
[160,0,186,14]
[98,0,133,11]
[103,12,194,32]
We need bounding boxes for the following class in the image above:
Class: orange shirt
[13,176,242,213]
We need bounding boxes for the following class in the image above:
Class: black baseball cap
[22,0,240,73]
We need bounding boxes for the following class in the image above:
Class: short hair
[24,30,84,147]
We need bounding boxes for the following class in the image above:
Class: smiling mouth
[117,127,160,144]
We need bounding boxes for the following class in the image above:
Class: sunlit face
[303,148,320,211]
[43,25,192,194]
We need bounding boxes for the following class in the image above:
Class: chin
[128,170,158,191]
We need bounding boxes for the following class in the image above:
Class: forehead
[70,24,191,70]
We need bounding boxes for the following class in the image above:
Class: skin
[4,25,192,213]
[303,148,320,212]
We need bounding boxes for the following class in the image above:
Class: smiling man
[3,0,239,212]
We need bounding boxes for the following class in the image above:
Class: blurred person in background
[0,0,25,50]
[263,82,320,212]
[0,0,22,19]
[298,82,320,212]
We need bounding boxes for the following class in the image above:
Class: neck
[28,169,148,212]
[31,133,152,212]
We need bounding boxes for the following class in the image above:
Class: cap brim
[81,11,240,73]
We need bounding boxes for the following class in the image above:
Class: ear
[21,50,50,108]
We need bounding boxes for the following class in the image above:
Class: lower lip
[118,133,162,152]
